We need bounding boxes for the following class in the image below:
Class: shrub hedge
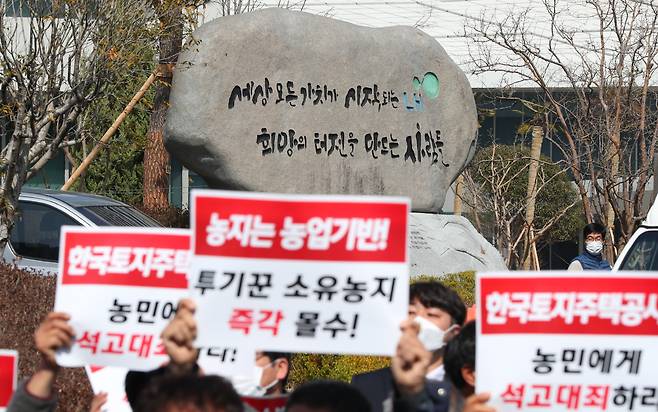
[0,263,93,410]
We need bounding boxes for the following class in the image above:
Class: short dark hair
[262,351,291,364]
[135,374,244,412]
[286,380,371,412]
[125,369,166,409]
[263,351,292,387]
[584,222,606,240]
[409,281,467,326]
[444,321,476,393]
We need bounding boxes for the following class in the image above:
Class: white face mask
[231,363,279,397]
[586,240,604,256]
[414,316,458,351]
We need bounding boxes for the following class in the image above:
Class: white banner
[85,366,131,412]
[190,190,410,356]
[55,227,191,371]
[477,271,658,412]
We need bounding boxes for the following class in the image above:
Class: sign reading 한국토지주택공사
[54,228,191,371]
[190,190,410,356]
[55,227,254,375]
[476,271,658,412]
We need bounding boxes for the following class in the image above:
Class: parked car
[614,194,658,271]
[2,188,161,274]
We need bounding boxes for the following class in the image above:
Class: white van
[614,195,658,271]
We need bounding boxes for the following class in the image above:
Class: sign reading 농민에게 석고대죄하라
[54,227,191,371]
[477,271,658,412]
[55,227,254,375]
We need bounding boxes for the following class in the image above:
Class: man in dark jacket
[351,281,466,412]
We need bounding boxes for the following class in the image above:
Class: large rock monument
[165,8,506,275]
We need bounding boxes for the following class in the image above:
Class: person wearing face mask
[568,223,612,271]
[232,351,291,397]
[351,281,466,412]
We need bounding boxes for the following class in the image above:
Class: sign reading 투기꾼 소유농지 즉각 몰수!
[54,227,254,374]
[476,271,658,412]
[190,190,410,356]
[54,227,191,371]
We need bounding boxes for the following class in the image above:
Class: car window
[76,205,161,227]
[619,231,658,271]
[9,201,81,261]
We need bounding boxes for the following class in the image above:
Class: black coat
[351,367,451,412]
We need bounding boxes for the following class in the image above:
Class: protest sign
[190,190,409,356]
[477,271,658,412]
[55,227,191,371]
[197,345,254,377]
[242,395,288,412]
[0,350,18,412]
[85,366,131,412]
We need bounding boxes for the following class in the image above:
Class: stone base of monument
[409,213,506,276]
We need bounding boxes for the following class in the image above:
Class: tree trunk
[522,126,544,270]
[143,3,183,212]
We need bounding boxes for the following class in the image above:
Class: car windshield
[618,230,658,271]
[76,205,162,227]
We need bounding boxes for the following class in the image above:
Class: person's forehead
[409,299,446,312]
[256,351,272,362]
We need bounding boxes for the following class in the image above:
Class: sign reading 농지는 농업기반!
[190,190,410,356]
[54,227,192,371]
[476,271,658,412]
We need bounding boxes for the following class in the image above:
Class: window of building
[4,0,53,17]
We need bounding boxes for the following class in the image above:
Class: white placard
[190,190,410,356]
[55,227,191,371]
[85,366,131,412]
[477,271,658,412]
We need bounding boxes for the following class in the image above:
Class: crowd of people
[6,222,610,412]
[6,281,486,412]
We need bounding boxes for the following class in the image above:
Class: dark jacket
[7,380,57,412]
[351,367,451,412]
[572,251,612,270]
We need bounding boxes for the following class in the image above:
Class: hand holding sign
[161,298,199,368]
[391,319,431,396]
[89,392,108,412]
[24,312,75,401]
[35,312,74,367]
